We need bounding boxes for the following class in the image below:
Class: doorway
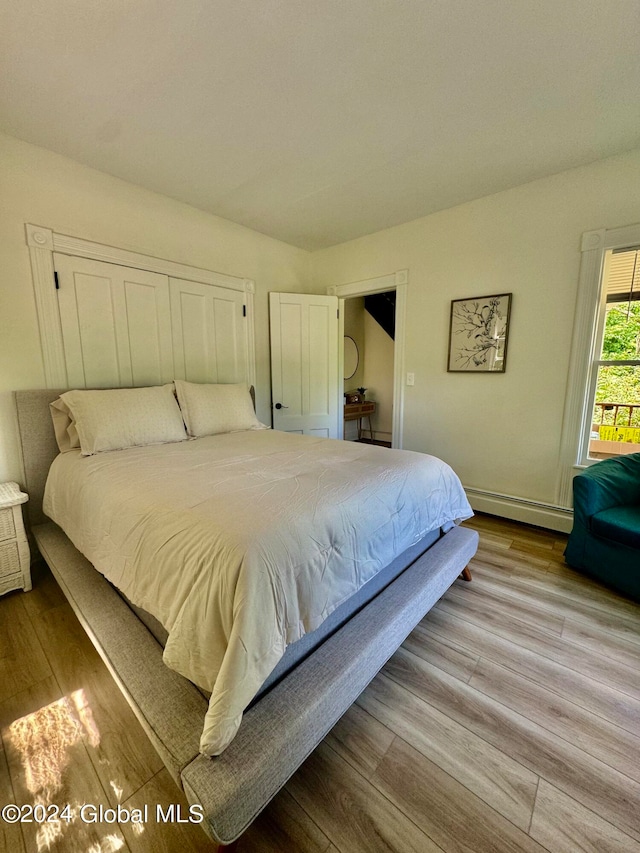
[342,292,395,446]
[332,268,408,450]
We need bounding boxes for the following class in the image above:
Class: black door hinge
[54,271,60,290]
[243,304,247,317]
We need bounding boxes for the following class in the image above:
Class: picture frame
[447,293,512,372]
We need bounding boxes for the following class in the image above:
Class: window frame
[557,222,640,508]
[582,250,640,462]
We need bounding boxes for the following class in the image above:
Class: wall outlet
[406,372,415,386]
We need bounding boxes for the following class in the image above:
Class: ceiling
[2,1,640,251]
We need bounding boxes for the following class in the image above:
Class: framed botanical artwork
[447,293,512,372]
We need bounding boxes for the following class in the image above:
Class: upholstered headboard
[14,385,256,528]
[14,389,66,526]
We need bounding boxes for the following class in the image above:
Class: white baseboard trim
[464,488,573,534]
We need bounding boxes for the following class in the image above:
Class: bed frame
[14,389,479,849]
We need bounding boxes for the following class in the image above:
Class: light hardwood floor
[1,514,639,853]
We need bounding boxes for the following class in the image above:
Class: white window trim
[557,222,640,507]
[25,223,256,390]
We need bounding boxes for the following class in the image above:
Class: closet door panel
[170,278,247,384]
[211,295,242,382]
[172,289,210,381]
[54,254,173,388]
[122,276,173,386]
[65,268,122,388]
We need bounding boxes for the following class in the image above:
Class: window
[584,247,640,461]
[558,222,640,508]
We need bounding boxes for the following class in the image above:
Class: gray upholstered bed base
[14,389,479,846]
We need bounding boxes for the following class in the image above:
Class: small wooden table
[344,401,376,441]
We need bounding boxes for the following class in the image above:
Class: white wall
[312,148,640,509]
[5,131,640,518]
[0,133,312,484]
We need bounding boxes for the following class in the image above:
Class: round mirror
[344,336,359,380]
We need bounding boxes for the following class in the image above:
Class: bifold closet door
[54,254,174,388]
[169,278,248,384]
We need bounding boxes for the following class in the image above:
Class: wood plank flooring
[0,513,638,852]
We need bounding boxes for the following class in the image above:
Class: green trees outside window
[595,301,640,427]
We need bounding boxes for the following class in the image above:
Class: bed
[14,384,479,849]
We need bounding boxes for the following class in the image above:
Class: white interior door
[54,254,174,388]
[170,278,248,383]
[269,292,339,437]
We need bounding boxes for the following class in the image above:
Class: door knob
[274,403,288,409]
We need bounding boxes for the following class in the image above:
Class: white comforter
[43,430,472,755]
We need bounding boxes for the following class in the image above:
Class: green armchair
[565,453,640,600]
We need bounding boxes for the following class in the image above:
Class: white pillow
[50,397,81,453]
[59,385,188,455]
[174,381,265,437]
